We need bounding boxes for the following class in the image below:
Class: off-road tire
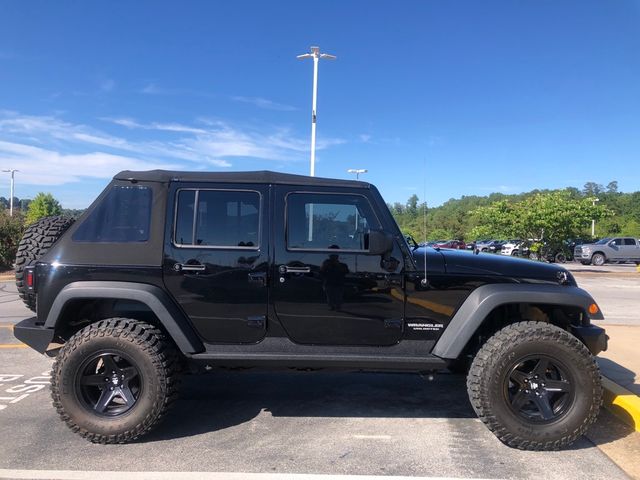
[467,321,601,451]
[51,318,180,444]
[15,215,75,312]
[591,253,606,266]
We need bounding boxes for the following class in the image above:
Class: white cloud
[140,83,165,95]
[99,78,115,92]
[0,140,175,186]
[359,134,372,143]
[231,96,297,112]
[0,111,346,186]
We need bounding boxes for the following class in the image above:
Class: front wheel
[591,253,606,266]
[51,318,180,443]
[467,321,601,450]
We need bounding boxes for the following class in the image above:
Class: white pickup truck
[574,237,640,266]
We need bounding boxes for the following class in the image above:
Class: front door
[163,183,269,344]
[272,186,404,346]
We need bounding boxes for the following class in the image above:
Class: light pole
[2,169,18,216]
[591,198,599,237]
[347,169,367,230]
[347,168,367,180]
[297,46,336,177]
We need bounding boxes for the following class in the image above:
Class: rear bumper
[13,317,54,354]
[571,324,608,356]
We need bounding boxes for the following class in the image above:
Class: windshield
[595,238,611,245]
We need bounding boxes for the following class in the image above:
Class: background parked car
[500,240,523,256]
[434,240,467,249]
[574,237,640,266]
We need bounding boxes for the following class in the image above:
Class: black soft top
[115,170,369,188]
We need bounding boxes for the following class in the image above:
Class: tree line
[390,181,640,243]
[0,193,75,268]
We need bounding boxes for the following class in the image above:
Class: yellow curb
[602,376,640,431]
[0,343,28,349]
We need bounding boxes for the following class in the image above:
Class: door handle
[248,271,267,286]
[173,263,206,273]
[279,265,311,274]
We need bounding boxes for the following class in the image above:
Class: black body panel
[271,185,405,346]
[162,182,270,344]
[21,169,607,373]
[13,316,53,354]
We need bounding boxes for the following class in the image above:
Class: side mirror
[368,229,394,255]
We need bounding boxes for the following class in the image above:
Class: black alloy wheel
[51,318,180,444]
[76,352,142,417]
[467,321,602,450]
[504,355,574,423]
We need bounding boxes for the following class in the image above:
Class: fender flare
[45,281,204,354]
[432,283,603,359]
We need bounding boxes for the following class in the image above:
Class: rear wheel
[51,318,180,444]
[554,252,567,263]
[467,321,601,450]
[15,215,75,311]
[591,253,606,266]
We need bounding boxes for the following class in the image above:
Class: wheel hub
[505,356,574,423]
[77,352,141,416]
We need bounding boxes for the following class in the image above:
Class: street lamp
[347,169,368,230]
[297,46,336,177]
[347,168,367,180]
[2,169,18,216]
[591,198,599,237]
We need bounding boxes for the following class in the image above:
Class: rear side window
[73,185,152,243]
[623,238,637,246]
[174,189,260,248]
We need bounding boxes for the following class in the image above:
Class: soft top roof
[114,170,369,188]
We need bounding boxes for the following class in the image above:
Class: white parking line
[0,470,498,480]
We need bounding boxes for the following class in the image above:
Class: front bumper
[13,317,54,354]
[570,324,608,356]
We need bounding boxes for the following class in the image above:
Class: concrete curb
[602,376,640,431]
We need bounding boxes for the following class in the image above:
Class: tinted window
[287,193,380,251]
[73,185,152,243]
[175,189,260,248]
[623,238,637,246]
[611,238,623,246]
[175,190,195,245]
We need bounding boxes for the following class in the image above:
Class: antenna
[421,157,428,287]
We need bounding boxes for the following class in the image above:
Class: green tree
[470,192,613,243]
[26,193,63,224]
[0,209,25,267]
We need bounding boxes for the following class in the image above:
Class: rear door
[163,183,269,344]
[622,238,640,261]
[271,186,404,346]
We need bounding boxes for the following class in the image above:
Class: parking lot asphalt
[0,340,633,480]
[1,271,639,479]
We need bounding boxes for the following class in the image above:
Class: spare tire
[15,216,75,312]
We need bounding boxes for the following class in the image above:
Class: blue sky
[0,1,639,209]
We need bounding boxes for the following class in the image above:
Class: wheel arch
[432,284,603,359]
[45,281,204,355]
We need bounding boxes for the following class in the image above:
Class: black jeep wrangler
[14,170,607,450]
